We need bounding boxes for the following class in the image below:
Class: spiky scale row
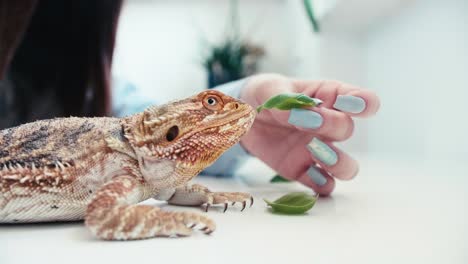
[0,161,75,189]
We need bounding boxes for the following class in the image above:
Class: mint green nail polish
[333,95,366,114]
[288,109,323,129]
[307,166,327,186]
[307,138,338,166]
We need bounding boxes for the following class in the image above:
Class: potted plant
[201,0,319,88]
[202,0,265,88]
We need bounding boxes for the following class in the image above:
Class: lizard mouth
[202,105,256,132]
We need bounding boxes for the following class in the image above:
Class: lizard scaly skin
[0,90,255,240]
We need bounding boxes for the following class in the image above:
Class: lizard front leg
[157,184,254,213]
[85,176,215,240]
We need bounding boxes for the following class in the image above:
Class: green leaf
[256,93,322,113]
[270,175,291,183]
[264,192,319,214]
[303,0,320,33]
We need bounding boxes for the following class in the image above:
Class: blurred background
[113,0,468,160]
[0,0,467,160]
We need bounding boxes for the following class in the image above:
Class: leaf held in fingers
[264,192,318,214]
[256,93,322,113]
[270,174,291,183]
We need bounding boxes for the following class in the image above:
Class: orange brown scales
[0,90,255,239]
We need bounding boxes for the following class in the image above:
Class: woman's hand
[239,74,380,195]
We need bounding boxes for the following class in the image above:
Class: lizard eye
[166,126,179,142]
[207,97,216,105]
[203,94,223,111]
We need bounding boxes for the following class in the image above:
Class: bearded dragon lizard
[0,90,255,240]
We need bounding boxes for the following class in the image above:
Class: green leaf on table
[270,174,291,183]
[256,93,322,113]
[264,192,318,215]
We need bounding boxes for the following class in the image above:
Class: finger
[273,135,336,195]
[255,85,355,141]
[288,107,355,142]
[243,73,292,108]
[306,137,359,180]
[293,80,380,117]
[296,165,335,196]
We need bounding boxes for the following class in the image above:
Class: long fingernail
[307,166,327,186]
[288,108,323,129]
[307,138,338,166]
[333,95,366,114]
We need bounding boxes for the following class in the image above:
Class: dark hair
[0,0,122,128]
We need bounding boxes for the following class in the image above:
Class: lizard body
[0,90,255,239]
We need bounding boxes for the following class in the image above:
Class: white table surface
[1,156,467,264]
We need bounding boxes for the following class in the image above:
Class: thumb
[241,74,294,108]
[243,74,323,131]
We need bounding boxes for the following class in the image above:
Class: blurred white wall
[365,0,468,157]
[113,0,468,157]
[317,33,368,153]
[113,0,297,103]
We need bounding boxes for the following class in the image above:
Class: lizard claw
[203,192,253,213]
[158,211,216,237]
[200,226,214,235]
[241,201,247,212]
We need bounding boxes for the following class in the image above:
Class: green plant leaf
[270,175,291,183]
[303,0,320,33]
[264,192,318,214]
[256,93,322,113]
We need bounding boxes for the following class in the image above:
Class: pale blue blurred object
[112,77,251,177]
[112,78,155,117]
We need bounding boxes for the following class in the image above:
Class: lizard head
[123,90,255,188]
